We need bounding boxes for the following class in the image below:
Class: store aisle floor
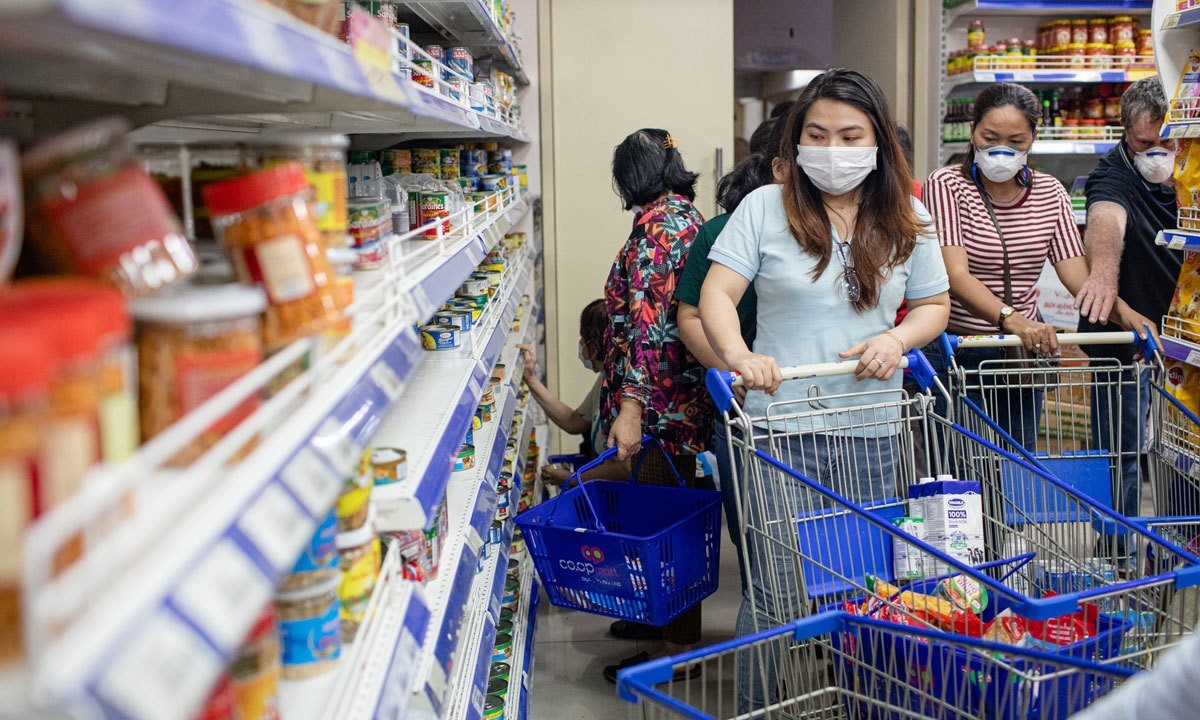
[529,533,743,719]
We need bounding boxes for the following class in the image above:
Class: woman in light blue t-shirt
[698,68,951,713]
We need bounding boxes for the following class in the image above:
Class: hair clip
[663,134,678,150]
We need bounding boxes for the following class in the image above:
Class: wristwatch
[997,305,1016,331]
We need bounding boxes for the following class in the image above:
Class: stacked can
[460,149,488,178]
[395,22,410,79]
[469,83,489,113]
[382,149,411,175]
[448,47,474,82]
[488,148,513,175]
[439,149,460,180]
[412,148,440,177]
[419,191,452,239]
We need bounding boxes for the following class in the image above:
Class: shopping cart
[935,331,1158,518]
[706,349,1200,677]
[617,610,1137,720]
[1147,374,1200,518]
[514,436,723,626]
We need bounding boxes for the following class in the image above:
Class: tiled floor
[528,533,743,720]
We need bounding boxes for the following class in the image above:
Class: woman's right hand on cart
[729,351,783,395]
[1002,313,1060,354]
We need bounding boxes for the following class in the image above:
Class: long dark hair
[959,82,1041,180]
[579,299,607,357]
[779,68,920,312]
[717,153,775,212]
[612,128,699,210]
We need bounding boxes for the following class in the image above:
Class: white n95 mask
[1134,148,1176,185]
[795,145,878,196]
[974,145,1028,183]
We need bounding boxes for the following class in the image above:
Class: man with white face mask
[1074,76,1178,522]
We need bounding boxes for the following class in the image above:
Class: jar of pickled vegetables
[967,20,985,48]
[0,324,50,666]
[21,118,197,296]
[1089,18,1108,44]
[1052,19,1072,48]
[130,281,267,463]
[1137,28,1154,57]
[1086,43,1108,68]
[1115,41,1137,65]
[1067,43,1087,67]
[1071,19,1089,45]
[1110,15,1135,45]
[203,163,342,349]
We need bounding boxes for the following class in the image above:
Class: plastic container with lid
[202,162,343,349]
[336,506,381,644]
[21,117,197,296]
[231,606,281,720]
[276,575,342,679]
[130,281,267,462]
[0,279,137,504]
[245,132,350,252]
[0,323,51,665]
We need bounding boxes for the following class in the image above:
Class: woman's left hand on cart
[840,332,906,381]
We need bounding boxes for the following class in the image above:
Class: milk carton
[892,516,927,582]
[909,476,985,577]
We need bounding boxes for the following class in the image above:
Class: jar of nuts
[276,575,342,680]
[202,163,343,349]
[129,281,267,462]
[21,117,198,296]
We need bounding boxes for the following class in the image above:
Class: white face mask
[1134,148,1176,185]
[795,145,878,196]
[578,344,595,372]
[974,145,1028,183]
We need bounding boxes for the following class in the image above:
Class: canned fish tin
[502,578,519,605]
[488,162,511,175]
[468,192,491,214]
[487,678,508,700]
[439,148,459,169]
[450,299,482,321]
[456,294,489,310]
[425,45,445,63]
[483,270,502,289]
[371,448,407,485]
[488,149,513,164]
[454,443,475,472]
[463,149,487,166]
[483,694,504,720]
[492,633,513,662]
[434,309,473,331]
[412,149,439,165]
[413,57,436,89]
[470,83,489,112]
[418,191,451,239]
[489,519,503,545]
[480,175,507,191]
[413,163,441,178]
[496,489,510,520]
[490,661,510,684]
[395,22,410,77]
[460,278,489,296]
[448,47,474,80]
[420,324,460,350]
[457,177,479,192]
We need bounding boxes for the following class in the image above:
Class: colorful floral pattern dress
[598,194,711,455]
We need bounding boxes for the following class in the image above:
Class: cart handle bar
[943,328,1158,357]
[705,349,938,415]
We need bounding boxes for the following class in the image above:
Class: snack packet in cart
[937,573,988,615]
[1025,592,1100,647]
[865,575,984,636]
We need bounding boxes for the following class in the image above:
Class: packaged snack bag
[937,574,989,615]
[1176,142,1200,213]
[1165,358,1200,415]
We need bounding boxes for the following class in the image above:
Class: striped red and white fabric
[924,165,1084,334]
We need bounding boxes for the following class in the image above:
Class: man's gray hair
[1121,76,1168,128]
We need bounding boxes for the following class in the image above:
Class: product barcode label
[313,418,362,472]
[97,612,223,720]
[1165,12,1181,29]
[281,446,341,514]
[238,484,312,571]
[371,361,404,401]
[174,541,272,652]
[1186,348,1200,367]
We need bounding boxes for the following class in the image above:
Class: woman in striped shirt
[924,82,1152,449]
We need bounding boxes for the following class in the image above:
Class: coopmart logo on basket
[558,545,608,577]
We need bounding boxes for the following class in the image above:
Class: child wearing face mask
[922,82,1154,454]
[519,299,623,485]
[699,68,951,713]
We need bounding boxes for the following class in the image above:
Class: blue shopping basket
[618,611,1137,720]
[513,436,723,626]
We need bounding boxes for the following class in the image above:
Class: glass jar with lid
[130,280,267,464]
[0,323,51,666]
[1071,19,1089,45]
[202,162,343,350]
[21,118,197,296]
[243,132,350,253]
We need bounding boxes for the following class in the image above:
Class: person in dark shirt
[675,119,784,595]
[1075,76,1175,520]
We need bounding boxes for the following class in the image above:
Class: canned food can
[454,443,476,472]
[439,148,459,168]
[470,83,489,112]
[480,175,507,191]
[488,162,510,175]
[489,520,503,545]
[456,293,489,309]
[448,47,474,80]
[413,148,440,165]
[425,45,445,63]
[420,324,460,350]
[371,448,407,485]
[496,490,510,520]
[419,191,451,239]
[483,693,504,720]
[446,79,465,100]
[413,163,441,178]
[460,278,489,296]
[413,57,436,88]
[434,309,473,331]
[460,159,485,177]
[490,661,510,684]
[488,149,513,163]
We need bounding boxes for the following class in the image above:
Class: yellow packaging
[1169,251,1200,341]
[1165,358,1200,416]
[1176,140,1200,214]
[335,450,374,531]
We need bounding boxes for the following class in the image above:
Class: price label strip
[172,540,273,652]
[280,446,342,515]
[237,483,314,572]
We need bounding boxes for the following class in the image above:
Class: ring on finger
[875,358,885,367]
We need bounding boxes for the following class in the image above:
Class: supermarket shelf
[373,256,532,530]
[940,138,1118,155]
[1159,334,1200,367]
[403,0,529,84]
[948,68,1152,86]
[1162,5,1200,29]
[1156,228,1200,250]
[408,414,508,718]
[446,522,513,720]
[1161,120,1200,139]
[945,0,1150,22]
[397,190,531,326]
[505,558,540,720]
[0,0,527,141]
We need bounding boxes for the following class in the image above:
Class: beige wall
[832,0,914,128]
[540,0,734,451]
